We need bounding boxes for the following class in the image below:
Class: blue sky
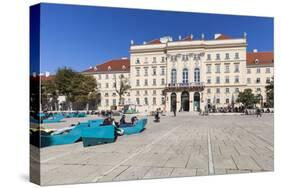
[39,3,273,73]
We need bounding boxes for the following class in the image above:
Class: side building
[82,58,131,111]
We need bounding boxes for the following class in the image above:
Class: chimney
[214,33,222,39]
[253,49,258,53]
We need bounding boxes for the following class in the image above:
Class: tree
[41,79,58,111]
[54,67,76,110]
[265,77,274,107]
[114,74,131,106]
[236,88,259,108]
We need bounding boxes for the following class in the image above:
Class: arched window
[182,68,188,84]
[194,68,200,83]
[171,69,177,84]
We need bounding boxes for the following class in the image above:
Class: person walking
[172,105,177,117]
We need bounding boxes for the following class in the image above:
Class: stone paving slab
[33,114,274,185]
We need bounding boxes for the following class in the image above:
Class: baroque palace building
[83,33,274,113]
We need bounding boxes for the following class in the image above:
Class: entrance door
[193,92,200,111]
[170,93,177,112]
[181,91,189,111]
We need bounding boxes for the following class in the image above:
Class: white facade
[83,34,274,113]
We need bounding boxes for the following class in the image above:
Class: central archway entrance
[181,91,189,111]
[193,92,200,112]
[170,93,177,112]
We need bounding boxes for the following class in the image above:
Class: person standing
[172,105,177,117]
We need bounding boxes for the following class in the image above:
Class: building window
[256,77,261,84]
[216,98,220,104]
[161,57,165,63]
[113,82,116,88]
[144,79,148,86]
[161,78,165,85]
[136,58,140,64]
[207,99,211,103]
[153,79,156,86]
[161,67,165,75]
[235,88,239,93]
[225,88,230,93]
[247,69,251,74]
[234,64,240,73]
[144,68,148,76]
[98,74,101,79]
[256,68,261,73]
[207,88,211,94]
[225,76,230,83]
[266,77,271,83]
[105,99,109,106]
[144,98,148,105]
[266,68,271,73]
[182,54,188,61]
[136,68,140,76]
[247,78,251,84]
[207,77,211,84]
[216,54,220,60]
[215,64,220,73]
[225,53,230,60]
[182,68,188,84]
[136,91,140,96]
[136,80,140,86]
[106,83,109,88]
[171,69,177,84]
[216,76,220,84]
[152,67,157,76]
[153,57,156,63]
[112,99,116,106]
[153,90,157,95]
[153,97,156,105]
[106,74,109,79]
[136,98,140,105]
[207,54,211,60]
[194,68,200,83]
[207,64,211,73]
[226,98,230,104]
[216,88,220,94]
[235,52,239,59]
[257,88,261,92]
[144,57,148,63]
[235,76,239,83]
[144,90,148,95]
[161,97,165,105]
[225,64,230,73]
[105,93,109,97]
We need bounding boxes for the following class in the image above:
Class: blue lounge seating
[30,119,104,148]
[82,125,116,147]
[42,114,64,123]
[119,118,147,135]
[40,125,83,147]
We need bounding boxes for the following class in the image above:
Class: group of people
[102,114,138,136]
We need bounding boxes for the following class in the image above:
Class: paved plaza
[30,113,274,185]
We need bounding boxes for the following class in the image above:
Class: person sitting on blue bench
[102,117,124,136]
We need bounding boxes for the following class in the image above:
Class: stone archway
[193,92,200,111]
[170,93,177,112]
[181,91,189,111]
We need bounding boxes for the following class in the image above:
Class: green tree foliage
[41,67,98,110]
[265,77,274,107]
[236,88,259,108]
[114,74,131,105]
[41,79,58,111]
